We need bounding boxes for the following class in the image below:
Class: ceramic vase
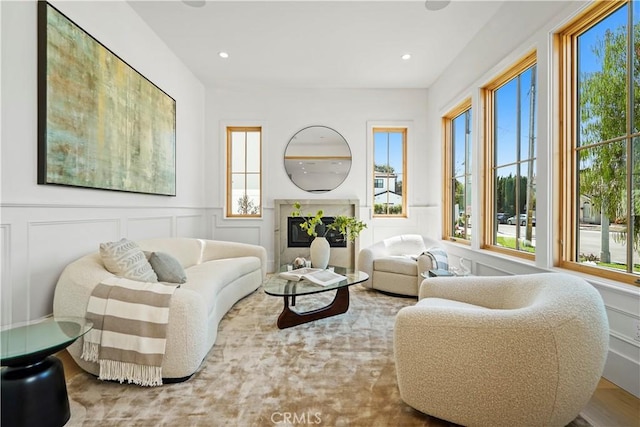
[310,236,330,269]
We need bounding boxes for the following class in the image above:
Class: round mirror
[284,126,352,193]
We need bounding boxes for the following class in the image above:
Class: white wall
[2,0,638,399]
[206,86,438,272]
[427,0,640,398]
[0,0,207,324]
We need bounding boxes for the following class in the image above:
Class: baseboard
[603,350,640,398]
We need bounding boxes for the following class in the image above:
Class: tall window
[444,100,472,242]
[559,0,639,285]
[484,52,537,257]
[226,127,261,218]
[373,128,407,216]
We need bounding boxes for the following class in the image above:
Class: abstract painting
[38,2,176,196]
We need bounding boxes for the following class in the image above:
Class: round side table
[1,317,93,427]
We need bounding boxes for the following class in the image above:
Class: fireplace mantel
[274,199,359,269]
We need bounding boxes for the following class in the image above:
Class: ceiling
[127,0,507,90]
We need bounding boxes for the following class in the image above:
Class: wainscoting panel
[27,219,120,321]
[214,226,262,246]
[176,214,206,238]
[127,216,173,241]
[1,224,13,325]
[1,204,208,326]
[474,262,511,277]
[606,306,640,346]
[596,284,640,319]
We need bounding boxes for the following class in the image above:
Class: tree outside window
[444,101,472,242]
[562,0,639,282]
[226,127,262,217]
[485,52,537,256]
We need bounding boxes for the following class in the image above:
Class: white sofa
[394,273,609,427]
[357,234,442,296]
[53,237,267,381]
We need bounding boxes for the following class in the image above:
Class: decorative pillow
[148,251,187,284]
[99,238,158,282]
[422,247,449,271]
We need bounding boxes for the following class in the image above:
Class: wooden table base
[276,287,350,329]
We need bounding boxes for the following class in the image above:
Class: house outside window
[226,127,262,218]
[373,128,407,216]
[558,0,639,285]
[483,51,537,258]
[443,100,472,242]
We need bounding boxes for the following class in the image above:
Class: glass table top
[263,266,368,297]
[1,316,93,366]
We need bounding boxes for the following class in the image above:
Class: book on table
[278,268,347,286]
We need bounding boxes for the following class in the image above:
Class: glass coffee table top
[263,266,368,329]
[263,266,369,297]
[1,316,93,366]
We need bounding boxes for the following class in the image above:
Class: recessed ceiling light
[218,52,229,59]
[183,0,206,7]
[401,54,412,60]
[424,0,450,11]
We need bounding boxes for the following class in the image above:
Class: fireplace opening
[287,217,347,248]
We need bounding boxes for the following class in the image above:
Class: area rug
[66,284,592,426]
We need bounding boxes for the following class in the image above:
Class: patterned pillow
[148,251,187,284]
[99,238,158,282]
[423,246,449,271]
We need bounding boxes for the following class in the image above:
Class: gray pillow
[148,251,187,284]
[99,238,158,282]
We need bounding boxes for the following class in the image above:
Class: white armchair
[357,234,444,296]
[394,273,609,426]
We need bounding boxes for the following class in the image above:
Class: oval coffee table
[263,267,368,329]
[1,316,93,427]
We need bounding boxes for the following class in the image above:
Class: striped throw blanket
[82,276,179,386]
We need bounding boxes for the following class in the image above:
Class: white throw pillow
[99,238,158,282]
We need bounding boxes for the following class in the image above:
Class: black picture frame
[37,1,177,196]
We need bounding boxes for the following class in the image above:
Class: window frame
[372,127,408,218]
[482,50,538,260]
[443,98,472,244]
[557,0,639,285]
[225,126,262,218]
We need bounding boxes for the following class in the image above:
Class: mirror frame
[284,125,352,193]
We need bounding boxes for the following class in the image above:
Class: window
[373,128,407,216]
[559,0,639,284]
[226,127,261,218]
[484,52,537,257]
[443,99,472,242]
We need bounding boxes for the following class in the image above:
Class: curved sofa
[53,237,267,381]
[357,234,441,296]
[394,273,609,427]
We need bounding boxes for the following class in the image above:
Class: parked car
[507,214,536,226]
[496,212,508,224]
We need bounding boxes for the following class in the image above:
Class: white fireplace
[274,199,359,269]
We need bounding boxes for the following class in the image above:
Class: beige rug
[66,285,592,426]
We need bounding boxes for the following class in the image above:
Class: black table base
[1,355,70,427]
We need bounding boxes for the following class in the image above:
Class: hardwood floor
[581,378,640,427]
[57,351,639,426]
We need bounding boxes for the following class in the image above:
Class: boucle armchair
[394,273,609,427]
[357,234,443,296]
